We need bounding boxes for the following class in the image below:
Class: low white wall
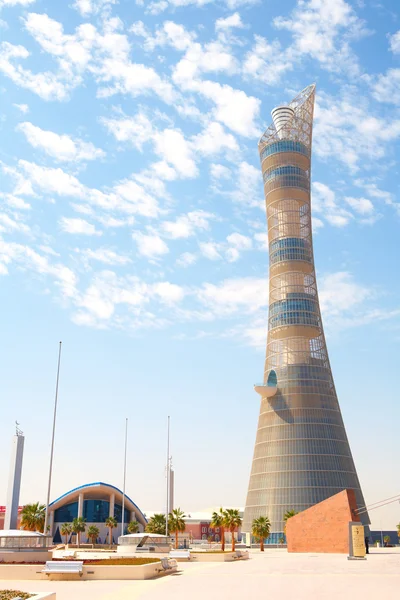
[0,551,52,563]
[0,561,170,581]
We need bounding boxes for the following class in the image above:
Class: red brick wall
[286,489,360,554]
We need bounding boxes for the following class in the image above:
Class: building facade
[49,482,147,544]
[243,85,370,540]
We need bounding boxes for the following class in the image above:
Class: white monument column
[78,493,84,518]
[109,493,115,517]
[4,424,25,530]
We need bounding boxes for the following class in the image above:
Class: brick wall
[286,489,360,553]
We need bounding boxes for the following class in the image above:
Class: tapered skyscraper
[243,85,369,539]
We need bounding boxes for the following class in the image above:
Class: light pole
[165,416,170,537]
[121,418,128,537]
[44,341,62,538]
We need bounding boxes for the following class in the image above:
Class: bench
[169,550,191,560]
[42,561,84,577]
[160,557,178,572]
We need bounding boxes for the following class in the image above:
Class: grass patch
[83,558,160,566]
[0,591,33,600]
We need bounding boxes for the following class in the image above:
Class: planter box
[0,551,52,563]
[0,561,173,581]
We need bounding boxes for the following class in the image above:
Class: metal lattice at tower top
[242,85,370,539]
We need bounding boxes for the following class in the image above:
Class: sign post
[348,522,366,560]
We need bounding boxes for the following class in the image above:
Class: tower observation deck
[242,85,369,540]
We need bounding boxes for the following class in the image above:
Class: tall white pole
[121,418,128,537]
[44,341,62,538]
[165,416,170,536]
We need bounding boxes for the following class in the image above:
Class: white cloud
[3,160,162,218]
[1,194,31,210]
[344,196,374,215]
[153,128,197,178]
[0,0,35,6]
[60,217,102,235]
[225,232,253,262]
[254,232,268,251]
[152,281,185,304]
[369,69,400,105]
[191,121,239,156]
[182,80,260,137]
[312,182,353,227]
[0,239,77,298]
[389,30,400,54]
[1,12,176,106]
[215,12,244,31]
[77,247,131,265]
[199,241,222,261]
[176,252,196,267]
[226,232,252,250]
[0,212,30,235]
[161,210,215,239]
[274,0,368,75]
[133,230,169,258]
[73,0,116,17]
[314,91,400,171]
[243,35,293,86]
[17,122,105,162]
[0,41,76,101]
[144,0,257,13]
[131,20,197,52]
[210,164,231,180]
[319,271,371,317]
[230,161,263,208]
[13,103,29,113]
[101,112,153,150]
[198,277,267,316]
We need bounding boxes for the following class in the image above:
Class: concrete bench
[169,550,191,560]
[42,560,84,577]
[160,557,178,571]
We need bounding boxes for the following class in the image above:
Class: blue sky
[0,0,399,529]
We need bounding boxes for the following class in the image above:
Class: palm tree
[105,516,118,547]
[127,521,139,534]
[383,535,391,547]
[72,517,86,547]
[145,514,166,535]
[252,516,271,552]
[283,509,298,535]
[168,508,186,550]
[20,503,46,532]
[87,525,100,547]
[60,523,72,547]
[223,508,242,552]
[211,509,226,552]
[397,523,400,540]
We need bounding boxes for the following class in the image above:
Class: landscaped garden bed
[0,591,33,600]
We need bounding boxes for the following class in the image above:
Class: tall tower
[4,423,25,530]
[243,85,369,539]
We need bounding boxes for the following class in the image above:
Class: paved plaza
[3,548,400,600]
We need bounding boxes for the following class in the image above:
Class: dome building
[48,482,147,544]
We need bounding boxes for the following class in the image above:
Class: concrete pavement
[2,548,400,600]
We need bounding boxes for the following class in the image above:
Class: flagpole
[44,341,62,538]
[121,418,128,537]
[165,416,170,536]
